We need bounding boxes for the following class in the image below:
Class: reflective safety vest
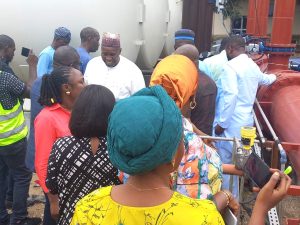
[0,100,28,146]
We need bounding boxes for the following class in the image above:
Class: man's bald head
[53,46,80,70]
[174,44,199,68]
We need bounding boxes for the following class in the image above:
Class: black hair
[80,27,99,42]
[53,46,80,69]
[38,66,73,106]
[0,35,14,50]
[219,36,230,52]
[69,85,115,138]
[226,35,246,49]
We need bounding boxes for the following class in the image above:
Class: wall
[211,13,231,38]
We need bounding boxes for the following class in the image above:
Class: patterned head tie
[54,27,71,43]
[101,32,120,48]
[174,29,195,43]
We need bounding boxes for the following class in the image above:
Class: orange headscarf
[150,55,199,109]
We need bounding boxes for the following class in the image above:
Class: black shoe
[12,217,42,225]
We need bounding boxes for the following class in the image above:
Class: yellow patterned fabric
[71,186,224,225]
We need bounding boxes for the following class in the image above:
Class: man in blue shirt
[201,37,230,82]
[213,36,277,198]
[37,27,71,78]
[76,27,100,74]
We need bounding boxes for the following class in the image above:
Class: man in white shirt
[202,37,230,82]
[213,35,277,198]
[84,32,145,100]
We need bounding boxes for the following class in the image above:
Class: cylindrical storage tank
[163,0,183,56]
[0,0,142,80]
[257,72,300,183]
[137,0,169,69]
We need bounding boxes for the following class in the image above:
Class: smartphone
[21,47,30,57]
[244,152,272,188]
[223,208,237,225]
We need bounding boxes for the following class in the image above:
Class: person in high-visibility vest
[0,34,41,225]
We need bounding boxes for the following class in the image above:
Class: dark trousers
[0,139,32,224]
[43,194,56,225]
[6,172,14,202]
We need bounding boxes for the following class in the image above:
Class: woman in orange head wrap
[150,54,240,216]
[150,54,198,110]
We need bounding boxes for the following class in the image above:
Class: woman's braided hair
[38,66,73,106]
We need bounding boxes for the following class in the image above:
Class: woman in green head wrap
[71,85,224,225]
[71,85,290,225]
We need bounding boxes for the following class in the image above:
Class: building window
[231,16,247,35]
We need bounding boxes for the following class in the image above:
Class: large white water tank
[136,0,169,69]
[164,0,183,55]
[0,0,181,81]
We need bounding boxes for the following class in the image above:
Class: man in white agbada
[201,37,230,82]
[213,36,277,198]
[84,32,145,100]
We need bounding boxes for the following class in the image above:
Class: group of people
[0,24,291,225]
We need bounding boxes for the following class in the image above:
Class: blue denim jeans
[0,138,32,224]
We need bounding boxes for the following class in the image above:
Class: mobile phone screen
[21,47,30,57]
[244,152,272,188]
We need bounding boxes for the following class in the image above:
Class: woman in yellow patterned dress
[71,56,291,225]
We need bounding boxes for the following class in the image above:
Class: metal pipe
[268,0,296,71]
[255,99,287,163]
[252,109,266,144]
[246,0,270,37]
[246,0,256,35]
[198,135,260,143]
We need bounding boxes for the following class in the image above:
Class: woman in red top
[34,66,85,225]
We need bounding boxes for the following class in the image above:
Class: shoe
[12,217,41,225]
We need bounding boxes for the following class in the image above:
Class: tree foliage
[222,0,242,19]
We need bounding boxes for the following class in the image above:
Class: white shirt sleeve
[130,67,146,95]
[258,71,277,86]
[218,66,238,129]
[250,61,276,85]
[83,60,92,85]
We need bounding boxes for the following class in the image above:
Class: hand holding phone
[255,171,291,212]
[21,47,30,57]
[249,171,292,224]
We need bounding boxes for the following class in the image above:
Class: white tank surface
[164,0,183,55]
[137,0,169,69]
[0,0,182,81]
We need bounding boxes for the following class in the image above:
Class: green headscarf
[107,85,182,175]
